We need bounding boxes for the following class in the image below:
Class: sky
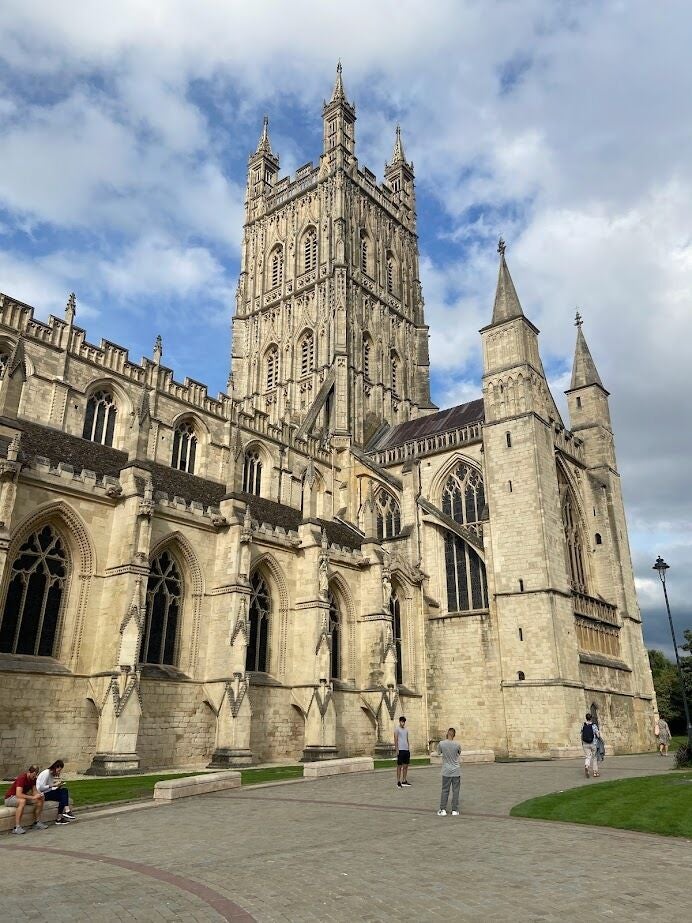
[0,1,689,655]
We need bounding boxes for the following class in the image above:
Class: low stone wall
[153,771,241,801]
[303,757,374,778]
[0,800,60,833]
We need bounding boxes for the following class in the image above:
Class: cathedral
[0,67,655,775]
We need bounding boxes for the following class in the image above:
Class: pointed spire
[255,115,273,155]
[153,334,163,364]
[331,60,346,102]
[570,311,605,390]
[65,292,76,324]
[491,238,524,325]
[391,124,406,164]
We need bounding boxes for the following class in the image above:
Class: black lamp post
[652,556,692,750]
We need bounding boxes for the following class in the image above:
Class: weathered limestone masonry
[0,67,655,775]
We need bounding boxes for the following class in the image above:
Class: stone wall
[248,685,304,763]
[136,680,215,770]
[0,670,98,777]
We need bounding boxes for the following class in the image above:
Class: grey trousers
[440,775,460,811]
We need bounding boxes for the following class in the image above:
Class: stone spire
[491,238,524,325]
[255,115,273,156]
[331,60,346,102]
[65,292,76,324]
[570,311,606,391]
[391,124,407,165]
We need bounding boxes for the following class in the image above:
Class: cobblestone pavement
[1,754,688,922]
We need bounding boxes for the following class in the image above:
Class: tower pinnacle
[255,115,273,156]
[331,60,346,102]
[570,313,606,391]
[392,124,406,164]
[491,238,524,325]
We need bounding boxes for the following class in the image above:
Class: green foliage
[511,772,692,838]
[674,743,692,769]
[648,645,692,732]
[68,772,207,807]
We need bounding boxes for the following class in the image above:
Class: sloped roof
[373,398,484,450]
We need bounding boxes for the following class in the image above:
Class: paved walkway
[1,754,688,922]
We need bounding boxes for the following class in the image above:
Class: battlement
[0,292,230,418]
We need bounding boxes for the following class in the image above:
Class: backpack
[581,722,594,744]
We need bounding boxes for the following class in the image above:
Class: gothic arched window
[441,463,485,529]
[299,331,314,377]
[560,471,587,593]
[83,390,117,446]
[171,420,197,474]
[390,592,403,685]
[442,463,488,613]
[386,254,395,295]
[303,229,318,273]
[141,550,182,665]
[360,234,369,275]
[0,525,68,656]
[265,345,279,391]
[270,246,284,288]
[246,571,270,672]
[242,449,262,496]
[328,590,341,680]
[376,490,401,539]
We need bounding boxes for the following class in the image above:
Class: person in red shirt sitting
[4,764,47,835]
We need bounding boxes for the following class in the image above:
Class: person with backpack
[581,712,601,778]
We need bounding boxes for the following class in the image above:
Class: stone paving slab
[0,754,688,922]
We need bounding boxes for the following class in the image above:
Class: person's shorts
[397,750,410,765]
[4,796,19,806]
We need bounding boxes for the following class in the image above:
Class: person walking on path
[581,713,601,778]
[437,728,462,816]
[36,760,75,825]
[4,764,46,834]
[394,716,412,788]
[655,718,672,755]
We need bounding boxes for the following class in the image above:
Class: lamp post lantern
[652,556,692,750]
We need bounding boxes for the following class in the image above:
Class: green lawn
[240,766,303,785]
[511,772,692,838]
[66,772,207,807]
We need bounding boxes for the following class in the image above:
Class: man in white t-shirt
[437,728,461,816]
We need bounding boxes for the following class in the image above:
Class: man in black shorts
[394,715,411,787]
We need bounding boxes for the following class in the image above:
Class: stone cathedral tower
[230,64,436,447]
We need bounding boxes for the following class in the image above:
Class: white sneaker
[451,810,460,816]
[12,825,26,835]
[437,809,447,816]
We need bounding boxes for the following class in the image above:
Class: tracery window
[171,420,197,474]
[140,550,182,666]
[270,247,284,289]
[390,592,403,685]
[242,449,262,496]
[328,590,341,680]
[83,390,117,446]
[441,463,488,613]
[299,331,314,377]
[246,571,270,672]
[265,345,279,391]
[0,350,10,379]
[303,229,318,273]
[561,478,587,593]
[376,490,401,539]
[386,255,395,295]
[441,463,485,531]
[360,235,369,275]
[0,525,68,656]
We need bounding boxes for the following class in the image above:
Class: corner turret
[322,62,356,165]
[384,125,415,225]
[246,116,280,214]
